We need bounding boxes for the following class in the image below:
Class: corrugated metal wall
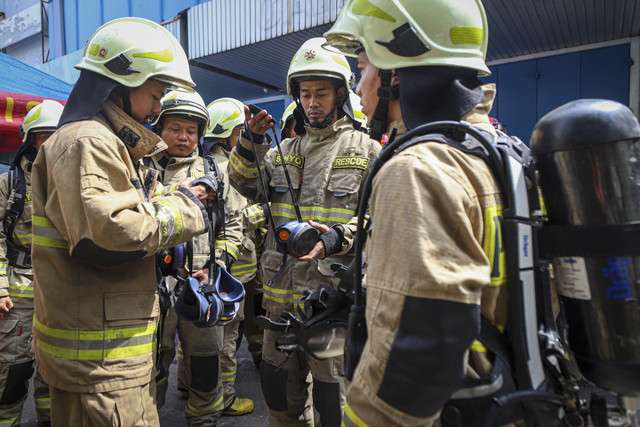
[188,0,344,59]
[60,0,206,53]
[484,0,640,60]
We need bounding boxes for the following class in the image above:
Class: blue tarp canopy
[0,52,73,98]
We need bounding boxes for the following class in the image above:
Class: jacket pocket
[104,291,159,327]
[80,173,111,192]
[0,318,20,362]
[269,166,301,193]
[327,169,362,196]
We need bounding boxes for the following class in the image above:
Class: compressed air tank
[530,99,640,394]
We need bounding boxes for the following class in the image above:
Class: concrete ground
[20,339,268,426]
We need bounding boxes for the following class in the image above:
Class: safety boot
[222,397,254,416]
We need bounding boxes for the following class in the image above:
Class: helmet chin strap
[368,69,399,142]
[306,88,347,129]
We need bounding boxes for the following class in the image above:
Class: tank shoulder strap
[3,166,26,244]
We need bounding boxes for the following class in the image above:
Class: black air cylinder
[531,99,640,394]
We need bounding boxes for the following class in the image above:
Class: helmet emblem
[304,50,316,61]
[98,47,108,58]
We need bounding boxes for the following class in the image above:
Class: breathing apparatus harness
[243,115,321,287]
[3,163,31,269]
[353,121,591,426]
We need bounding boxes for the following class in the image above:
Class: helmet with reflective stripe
[205,98,246,139]
[279,101,297,131]
[349,92,368,128]
[19,100,64,142]
[287,37,355,97]
[323,0,490,76]
[76,17,195,91]
[152,90,209,137]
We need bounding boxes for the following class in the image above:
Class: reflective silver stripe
[0,415,19,426]
[33,318,157,360]
[271,203,355,224]
[32,215,69,249]
[186,395,224,416]
[8,285,34,298]
[263,285,304,308]
[35,397,50,410]
[229,152,260,179]
[231,262,257,276]
[15,232,33,245]
[247,204,266,228]
[215,240,239,259]
[222,370,236,383]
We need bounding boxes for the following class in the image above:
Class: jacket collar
[461,84,498,136]
[304,116,354,142]
[151,149,199,170]
[100,99,168,162]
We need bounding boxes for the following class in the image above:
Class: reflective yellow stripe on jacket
[215,240,239,259]
[0,262,7,275]
[271,203,355,224]
[246,204,267,228]
[14,231,33,246]
[32,215,69,249]
[9,284,34,299]
[33,317,157,360]
[230,261,257,277]
[342,402,369,427]
[229,152,261,179]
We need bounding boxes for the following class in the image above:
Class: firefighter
[323,0,510,425]
[0,99,63,427]
[280,94,367,141]
[30,17,211,426]
[148,90,244,425]
[228,37,380,427]
[279,101,299,141]
[205,97,268,415]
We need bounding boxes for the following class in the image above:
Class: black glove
[319,227,343,258]
[217,251,235,271]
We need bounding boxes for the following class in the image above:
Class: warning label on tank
[553,257,591,300]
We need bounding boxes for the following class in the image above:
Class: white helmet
[152,90,209,137]
[205,98,245,139]
[279,101,297,131]
[76,17,195,91]
[323,0,490,76]
[19,100,65,142]
[287,37,355,97]
[349,92,368,128]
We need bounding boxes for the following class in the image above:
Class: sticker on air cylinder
[552,257,591,300]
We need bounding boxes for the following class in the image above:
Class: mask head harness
[368,68,399,142]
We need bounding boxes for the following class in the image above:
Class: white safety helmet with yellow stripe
[287,37,355,98]
[19,100,65,142]
[279,101,297,132]
[205,98,246,139]
[151,90,210,137]
[349,92,368,129]
[322,0,490,76]
[76,17,195,91]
